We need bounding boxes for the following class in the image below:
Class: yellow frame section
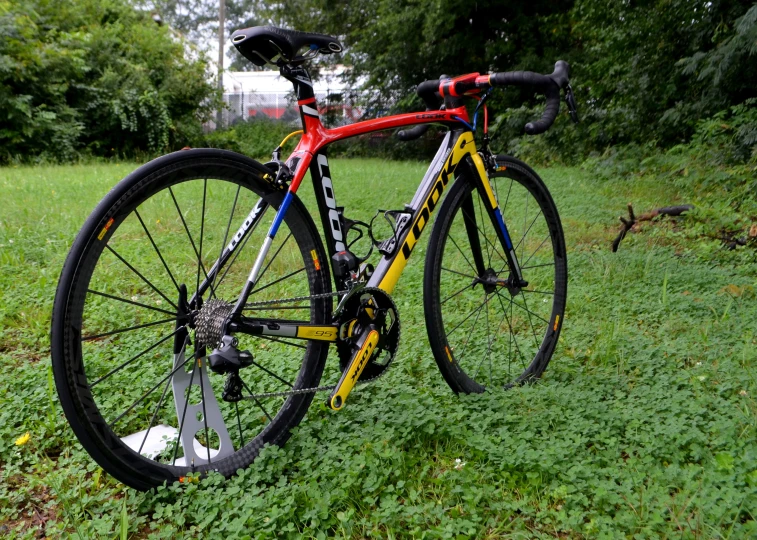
[294,325,339,341]
[329,329,379,410]
[377,132,499,293]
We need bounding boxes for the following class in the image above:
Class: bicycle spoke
[105,245,178,311]
[253,267,306,295]
[513,209,543,254]
[498,290,550,325]
[134,209,180,295]
[521,289,554,295]
[87,289,177,317]
[441,266,476,280]
[254,334,307,351]
[448,233,479,276]
[168,186,214,300]
[247,357,294,388]
[235,402,245,448]
[520,262,555,271]
[138,334,189,455]
[522,190,528,262]
[496,292,528,371]
[519,290,541,347]
[441,282,475,305]
[209,184,241,294]
[215,220,255,290]
[502,177,514,217]
[475,307,508,382]
[522,233,551,268]
[447,296,488,338]
[452,294,486,367]
[109,351,193,430]
[255,232,294,287]
[82,317,178,342]
[90,326,184,387]
[240,379,272,423]
[472,294,493,383]
[195,179,207,301]
[138,376,172,455]
[171,352,198,465]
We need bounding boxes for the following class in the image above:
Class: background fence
[217,91,399,129]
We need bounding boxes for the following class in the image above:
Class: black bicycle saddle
[231,26,343,66]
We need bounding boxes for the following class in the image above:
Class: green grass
[1,158,756,538]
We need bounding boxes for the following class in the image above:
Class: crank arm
[328,325,379,410]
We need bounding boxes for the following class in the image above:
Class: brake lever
[565,84,579,124]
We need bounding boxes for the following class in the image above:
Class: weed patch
[1,160,756,537]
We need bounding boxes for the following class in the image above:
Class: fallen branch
[612,203,694,252]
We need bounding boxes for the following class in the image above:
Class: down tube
[367,130,478,294]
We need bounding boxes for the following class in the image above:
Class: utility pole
[216,0,225,129]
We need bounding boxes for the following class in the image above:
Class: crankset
[336,287,400,384]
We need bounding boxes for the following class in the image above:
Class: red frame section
[285,98,472,193]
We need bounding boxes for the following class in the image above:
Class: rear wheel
[51,149,331,490]
[424,155,567,393]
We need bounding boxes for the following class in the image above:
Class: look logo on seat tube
[316,154,345,252]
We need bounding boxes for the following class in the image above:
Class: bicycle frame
[196,66,524,343]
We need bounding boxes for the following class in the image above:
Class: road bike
[51,26,578,490]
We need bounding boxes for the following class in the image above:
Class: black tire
[51,149,331,490]
[424,155,567,393]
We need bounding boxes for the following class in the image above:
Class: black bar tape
[524,86,560,135]
[490,61,571,135]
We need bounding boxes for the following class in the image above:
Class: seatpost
[280,64,319,133]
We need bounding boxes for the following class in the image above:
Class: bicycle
[51,25,578,491]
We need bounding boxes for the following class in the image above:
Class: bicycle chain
[240,289,400,401]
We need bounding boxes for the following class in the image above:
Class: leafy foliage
[258,0,757,165]
[0,0,220,163]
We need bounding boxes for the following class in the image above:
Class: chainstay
[240,289,400,401]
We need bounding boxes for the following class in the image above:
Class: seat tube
[230,66,321,315]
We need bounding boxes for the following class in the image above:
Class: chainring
[337,287,400,382]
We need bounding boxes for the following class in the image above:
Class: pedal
[327,325,380,410]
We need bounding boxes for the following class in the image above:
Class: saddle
[231,26,342,66]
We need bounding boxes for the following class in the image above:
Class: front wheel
[424,155,567,393]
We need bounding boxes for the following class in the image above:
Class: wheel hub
[474,269,526,296]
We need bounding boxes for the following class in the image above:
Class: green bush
[204,118,296,160]
[0,0,219,163]
[580,99,757,222]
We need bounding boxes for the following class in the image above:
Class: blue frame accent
[493,208,513,250]
[268,191,295,237]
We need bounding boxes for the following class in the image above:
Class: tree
[141,0,262,70]
[0,0,220,161]
[261,0,757,160]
